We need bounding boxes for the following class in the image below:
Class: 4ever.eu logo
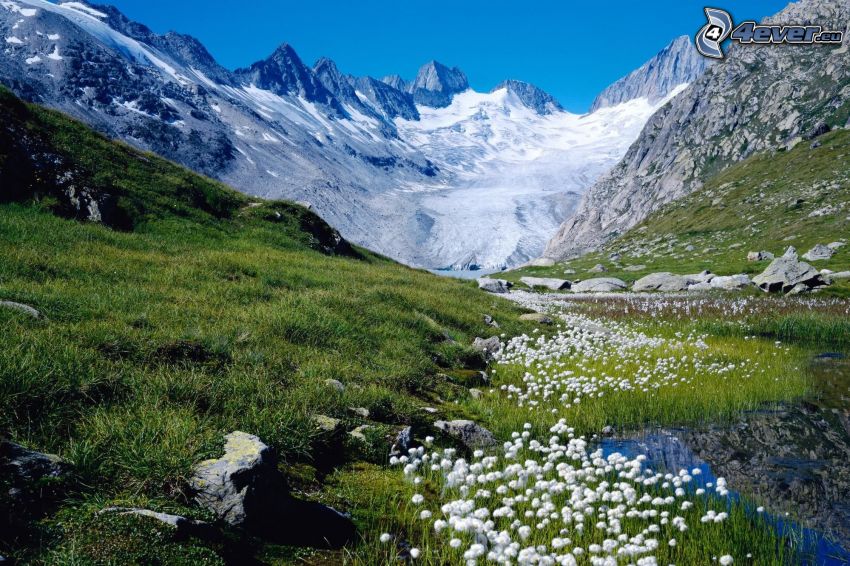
[695,7,844,59]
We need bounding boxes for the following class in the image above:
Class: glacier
[394,85,689,269]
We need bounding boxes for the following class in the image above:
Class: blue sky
[107,0,790,112]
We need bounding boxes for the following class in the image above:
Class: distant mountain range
[0,0,707,269]
[546,0,849,260]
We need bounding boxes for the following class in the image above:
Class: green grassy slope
[509,130,850,295]
[0,87,539,563]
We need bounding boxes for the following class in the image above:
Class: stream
[601,353,850,564]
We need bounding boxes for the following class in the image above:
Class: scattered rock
[472,336,501,360]
[389,426,412,458]
[477,278,512,294]
[810,140,822,149]
[313,415,342,433]
[685,244,695,252]
[519,276,571,291]
[729,243,743,249]
[571,278,627,293]
[802,244,835,261]
[563,268,576,275]
[829,271,850,280]
[687,282,713,292]
[469,388,483,400]
[519,313,554,324]
[633,273,689,292]
[434,420,497,449]
[347,407,370,419]
[601,426,615,437]
[421,407,439,414]
[483,314,499,328]
[709,274,751,290]
[752,253,827,293]
[588,264,608,273]
[827,242,845,250]
[0,301,42,319]
[609,253,621,261]
[99,507,216,540]
[324,378,345,392]
[623,265,646,272]
[747,251,774,262]
[526,257,555,267]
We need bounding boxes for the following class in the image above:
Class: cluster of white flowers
[491,312,755,413]
[389,420,735,564]
[508,290,850,320]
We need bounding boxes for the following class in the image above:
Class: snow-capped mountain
[0,0,704,269]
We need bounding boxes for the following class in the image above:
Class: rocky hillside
[546,0,850,260]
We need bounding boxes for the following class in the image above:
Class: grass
[0,87,844,564]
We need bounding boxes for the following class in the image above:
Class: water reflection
[602,354,850,564]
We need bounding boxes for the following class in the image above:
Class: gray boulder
[477,278,512,294]
[313,415,342,433]
[783,246,798,258]
[519,313,554,324]
[802,244,835,261]
[434,420,497,449]
[633,272,689,292]
[190,431,355,548]
[623,264,647,272]
[571,278,627,293]
[483,314,499,328]
[684,270,715,284]
[0,441,72,512]
[829,271,850,280]
[752,255,826,293]
[472,336,501,360]
[709,274,751,290]
[827,242,845,250]
[588,264,608,273]
[324,378,345,392]
[0,301,42,319]
[190,431,280,528]
[519,277,571,291]
[747,251,774,262]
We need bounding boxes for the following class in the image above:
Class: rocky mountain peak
[492,79,563,115]
[409,61,468,107]
[235,44,343,114]
[589,35,709,112]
